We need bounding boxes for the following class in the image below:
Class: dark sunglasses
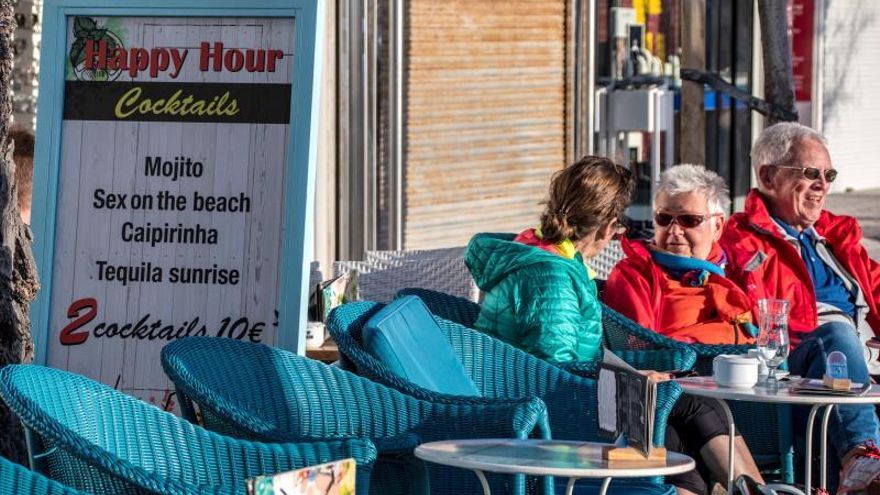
[771,165,838,183]
[654,212,716,229]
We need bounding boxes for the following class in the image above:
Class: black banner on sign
[63,81,292,123]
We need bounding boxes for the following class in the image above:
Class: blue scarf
[650,249,726,287]
[650,248,757,337]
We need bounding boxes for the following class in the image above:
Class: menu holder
[791,377,870,396]
[597,349,664,461]
[247,458,356,495]
[822,375,852,390]
[602,446,667,462]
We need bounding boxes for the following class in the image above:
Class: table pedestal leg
[564,477,609,495]
[565,478,611,495]
[473,469,491,495]
[805,404,823,495]
[821,404,834,490]
[591,477,612,495]
[716,397,736,494]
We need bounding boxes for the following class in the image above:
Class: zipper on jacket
[750,222,820,329]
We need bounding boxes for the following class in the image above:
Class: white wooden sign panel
[40,14,301,411]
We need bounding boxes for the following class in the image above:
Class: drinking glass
[756,298,790,386]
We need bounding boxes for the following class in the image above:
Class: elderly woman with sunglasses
[721,122,880,493]
[604,165,765,495]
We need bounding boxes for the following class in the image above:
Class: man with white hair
[722,122,880,493]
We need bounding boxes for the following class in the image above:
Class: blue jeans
[789,321,880,461]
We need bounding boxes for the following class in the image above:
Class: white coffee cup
[713,354,759,388]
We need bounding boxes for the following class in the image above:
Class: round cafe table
[676,376,880,495]
[414,438,694,495]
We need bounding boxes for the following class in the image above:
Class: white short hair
[751,122,828,179]
[655,164,731,215]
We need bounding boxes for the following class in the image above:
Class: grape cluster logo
[68,17,124,82]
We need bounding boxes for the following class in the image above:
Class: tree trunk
[0,0,39,464]
[758,0,799,125]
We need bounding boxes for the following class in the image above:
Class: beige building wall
[820,0,880,191]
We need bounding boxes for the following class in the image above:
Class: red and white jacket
[720,189,880,347]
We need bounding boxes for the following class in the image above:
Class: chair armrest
[419,397,549,443]
[556,360,599,378]
[601,303,691,351]
[372,433,421,454]
[690,343,753,357]
[653,381,682,447]
[614,348,698,372]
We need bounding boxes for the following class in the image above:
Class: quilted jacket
[465,232,602,364]
[721,189,880,346]
[605,238,757,345]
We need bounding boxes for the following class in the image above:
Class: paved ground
[825,188,880,260]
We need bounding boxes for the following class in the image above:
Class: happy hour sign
[31,6,319,413]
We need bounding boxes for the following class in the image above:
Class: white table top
[676,376,880,405]
[414,439,695,478]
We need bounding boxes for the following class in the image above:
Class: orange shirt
[605,239,756,345]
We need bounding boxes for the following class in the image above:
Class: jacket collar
[743,189,785,237]
[622,237,726,275]
[514,228,579,260]
[744,188,845,242]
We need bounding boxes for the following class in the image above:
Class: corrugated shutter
[403,0,568,249]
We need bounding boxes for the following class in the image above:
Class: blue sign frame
[30,0,323,363]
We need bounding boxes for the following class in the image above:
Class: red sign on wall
[789,0,815,102]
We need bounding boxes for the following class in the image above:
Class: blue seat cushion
[362,296,481,397]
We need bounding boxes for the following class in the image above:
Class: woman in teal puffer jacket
[465,156,764,495]
[465,155,630,364]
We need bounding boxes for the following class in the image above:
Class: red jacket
[720,189,880,346]
[604,238,756,345]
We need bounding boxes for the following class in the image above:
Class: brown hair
[540,155,635,243]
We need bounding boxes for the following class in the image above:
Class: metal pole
[387,0,404,249]
[585,0,596,154]
[714,397,737,495]
[473,469,492,495]
[820,405,833,489]
[805,404,822,494]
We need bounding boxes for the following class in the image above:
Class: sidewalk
[825,188,880,260]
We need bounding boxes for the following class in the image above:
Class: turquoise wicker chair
[330,300,686,447]
[328,300,685,493]
[0,365,377,495]
[161,337,549,495]
[0,455,89,495]
[399,287,795,482]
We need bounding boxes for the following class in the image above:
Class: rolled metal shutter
[403,0,568,249]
